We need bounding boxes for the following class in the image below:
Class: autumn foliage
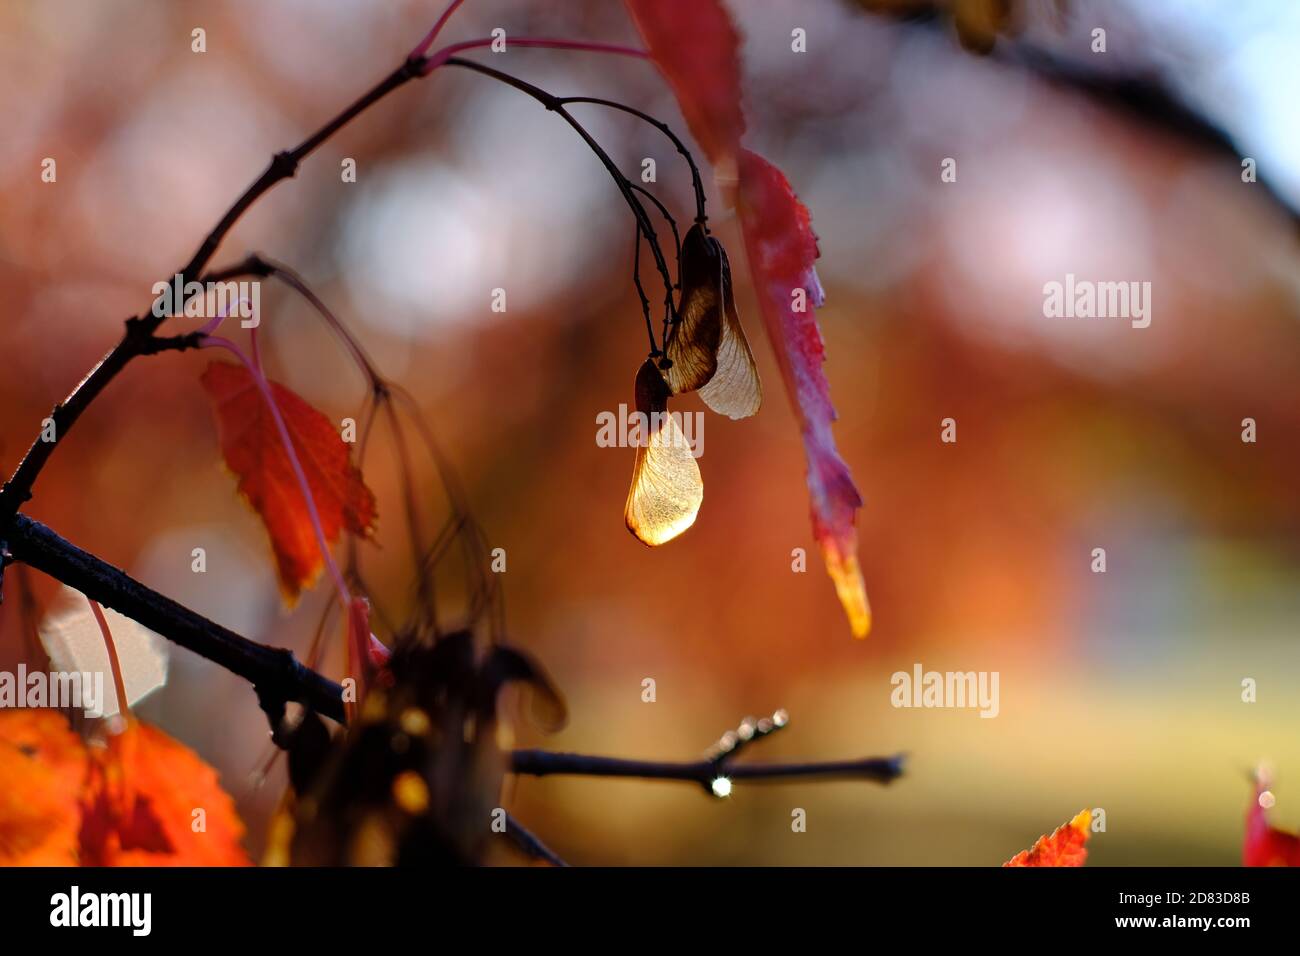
[0,710,248,866]
[1003,809,1092,867]
[3,0,1295,875]
[200,360,377,603]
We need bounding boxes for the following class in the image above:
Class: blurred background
[2,0,1299,865]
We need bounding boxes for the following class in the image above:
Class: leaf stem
[87,597,130,720]
[422,37,649,74]
[6,514,347,722]
[560,96,708,225]
[0,59,421,519]
[410,0,467,59]
[443,56,679,335]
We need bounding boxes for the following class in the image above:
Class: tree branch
[4,512,904,829]
[3,514,346,722]
[3,513,905,807]
[0,58,423,520]
[501,812,568,867]
[444,55,679,351]
[560,96,708,226]
[509,749,906,788]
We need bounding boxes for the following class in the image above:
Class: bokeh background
[2,0,1299,865]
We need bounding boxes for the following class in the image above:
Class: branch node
[271,150,299,179]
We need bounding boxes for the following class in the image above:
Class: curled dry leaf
[1244,774,1300,866]
[625,359,703,545]
[665,223,761,419]
[200,360,377,603]
[1003,808,1092,867]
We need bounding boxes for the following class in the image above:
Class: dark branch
[631,224,657,352]
[5,512,903,816]
[560,95,708,226]
[444,56,679,341]
[628,182,682,289]
[510,749,906,788]
[0,60,423,519]
[178,58,422,298]
[501,812,569,866]
[4,514,346,722]
[202,253,385,390]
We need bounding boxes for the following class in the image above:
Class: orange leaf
[0,710,87,866]
[1,710,248,867]
[1003,809,1092,867]
[1244,777,1300,866]
[200,361,377,602]
[79,719,249,866]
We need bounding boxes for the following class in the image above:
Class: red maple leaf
[1003,809,1092,867]
[737,150,869,638]
[625,0,870,636]
[200,360,377,602]
[624,0,745,169]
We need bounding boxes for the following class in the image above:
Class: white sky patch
[1126,0,1300,210]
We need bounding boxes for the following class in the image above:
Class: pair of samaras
[625,225,761,545]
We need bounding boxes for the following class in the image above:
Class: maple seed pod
[624,359,703,546]
[663,224,726,393]
[663,224,761,420]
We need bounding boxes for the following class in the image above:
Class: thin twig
[444,56,678,348]
[0,59,424,519]
[502,812,569,867]
[510,749,906,787]
[628,182,682,288]
[560,96,708,225]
